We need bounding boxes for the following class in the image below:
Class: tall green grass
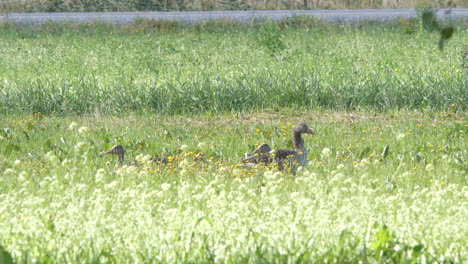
[0,18,467,115]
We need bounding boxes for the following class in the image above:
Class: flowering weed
[0,111,466,262]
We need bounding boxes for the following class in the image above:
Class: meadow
[0,18,467,263]
[0,110,466,263]
[0,17,467,114]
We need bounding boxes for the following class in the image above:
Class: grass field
[0,111,466,263]
[0,18,467,263]
[0,18,467,114]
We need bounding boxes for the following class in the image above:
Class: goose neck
[292,131,305,152]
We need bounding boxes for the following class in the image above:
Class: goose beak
[306,129,315,135]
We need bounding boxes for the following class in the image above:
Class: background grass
[0,17,467,115]
[0,0,465,12]
[0,111,466,263]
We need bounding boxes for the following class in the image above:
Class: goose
[192,152,206,161]
[99,145,125,165]
[244,143,272,160]
[242,122,315,171]
[99,145,205,166]
[99,144,168,166]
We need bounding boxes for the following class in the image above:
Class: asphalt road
[1,8,467,25]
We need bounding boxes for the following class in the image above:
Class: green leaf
[23,131,30,141]
[412,244,425,258]
[441,26,455,40]
[359,147,371,159]
[439,26,455,51]
[0,245,14,264]
[4,143,20,155]
[1,128,10,139]
[421,9,439,31]
[413,244,424,253]
[371,225,394,252]
[44,139,53,150]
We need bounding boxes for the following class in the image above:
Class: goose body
[99,145,202,166]
[100,145,167,166]
[99,145,125,165]
[244,143,272,160]
[242,122,314,170]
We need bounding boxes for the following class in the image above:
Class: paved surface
[1,8,467,25]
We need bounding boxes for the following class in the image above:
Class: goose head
[293,122,315,135]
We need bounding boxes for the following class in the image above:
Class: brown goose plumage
[99,145,125,165]
[242,122,315,170]
[99,145,202,166]
[244,143,272,160]
[99,144,168,166]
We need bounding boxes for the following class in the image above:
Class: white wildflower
[68,122,78,130]
[264,170,281,180]
[44,151,60,166]
[124,165,138,175]
[344,177,353,185]
[95,168,106,183]
[76,184,87,192]
[396,133,406,140]
[74,142,87,154]
[78,126,89,134]
[322,147,332,157]
[178,159,189,169]
[179,144,188,151]
[4,168,16,176]
[18,171,27,182]
[106,181,118,189]
[135,154,152,164]
[61,159,71,167]
[161,183,171,191]
[425,163,434,171]
[290,192,302,201]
